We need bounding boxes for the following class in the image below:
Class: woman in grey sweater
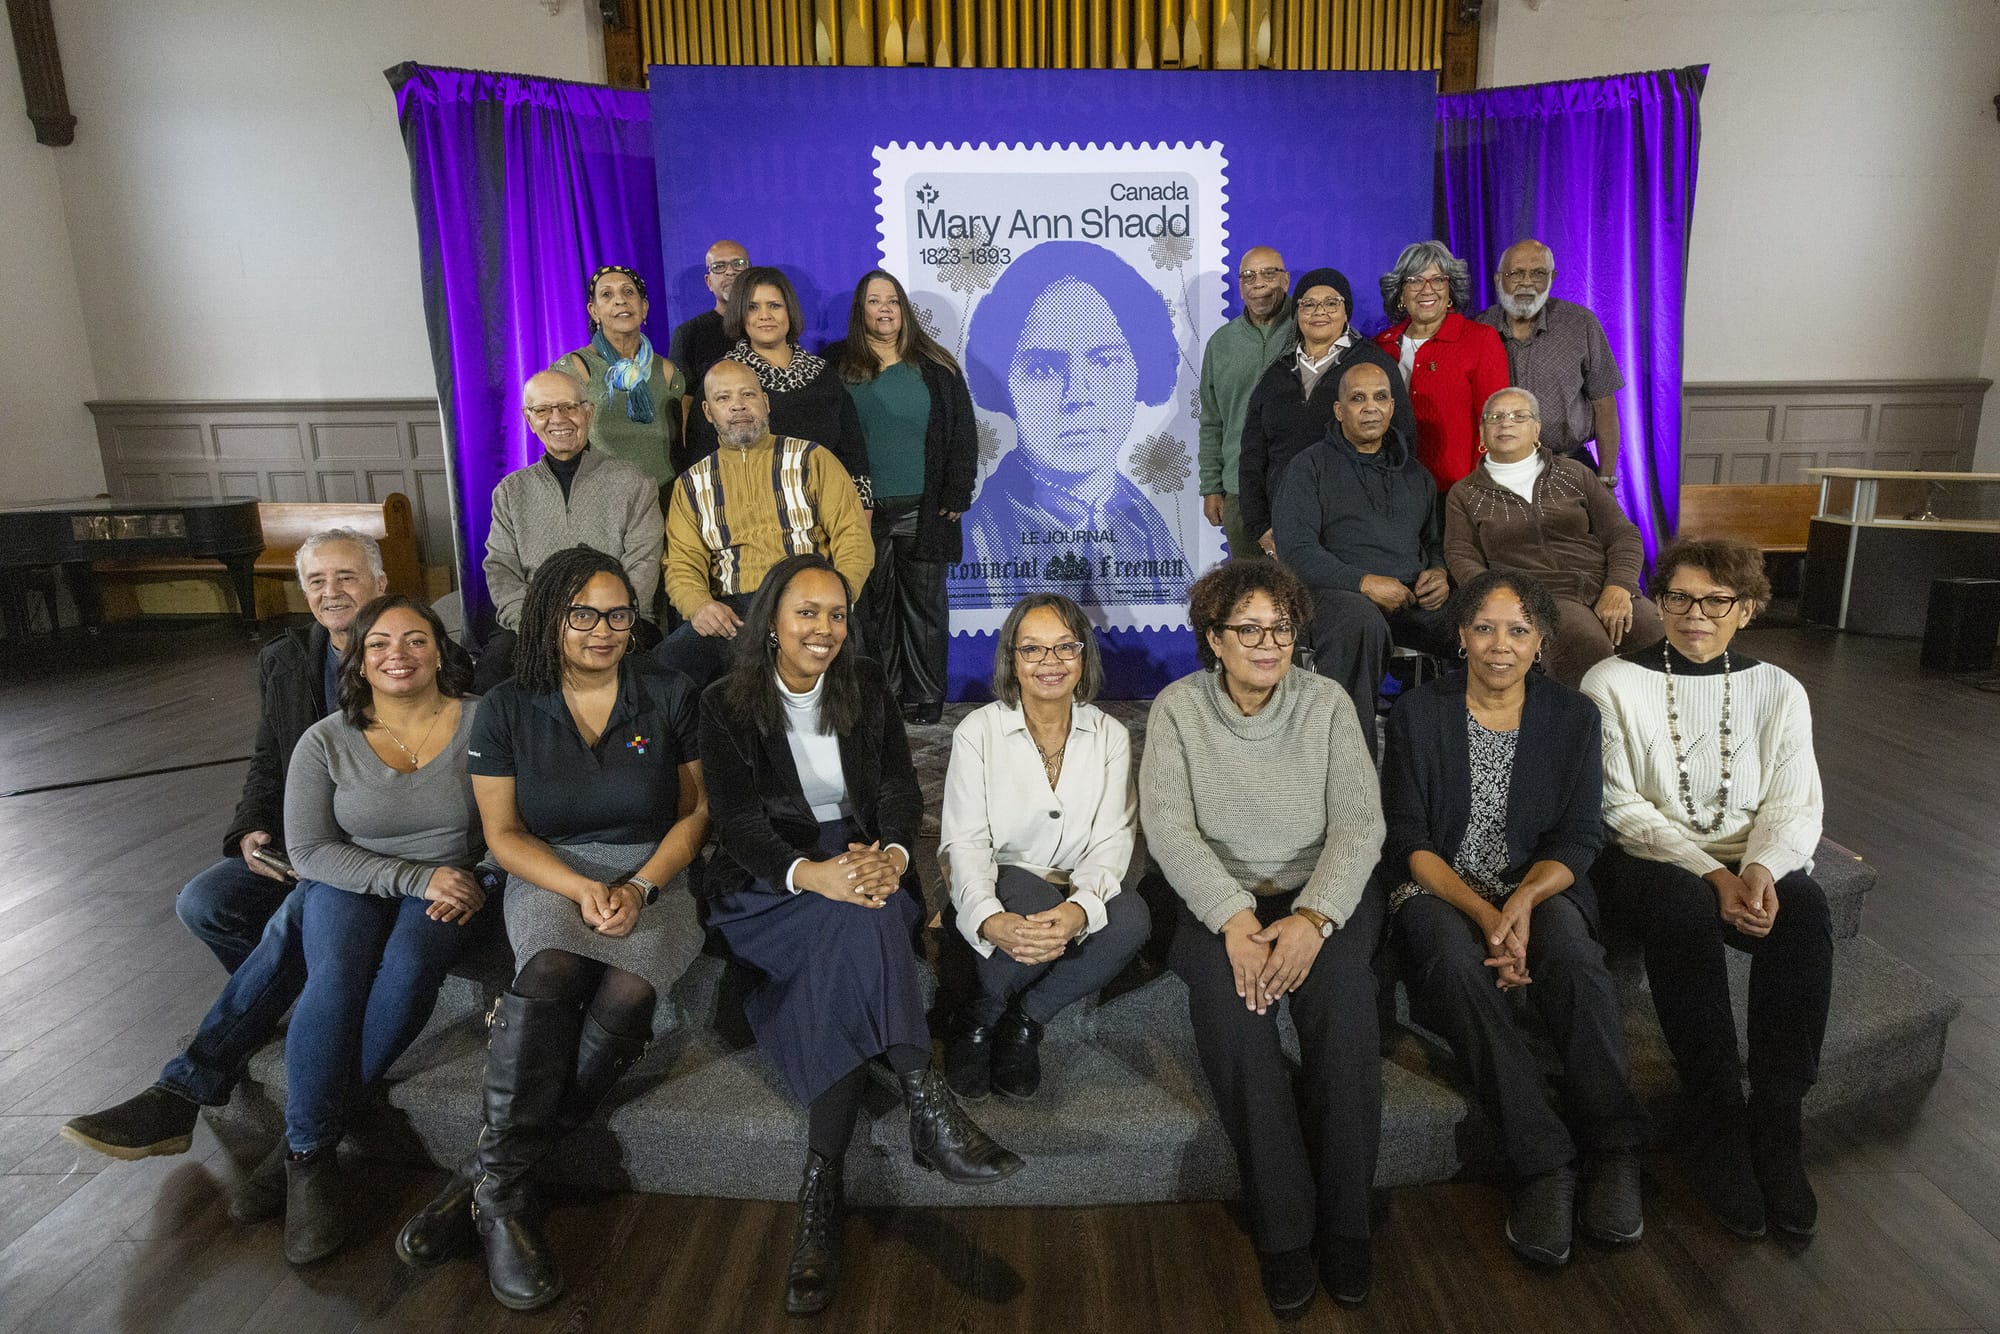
[1139,561,1387,1318]
[281,596,485,1262]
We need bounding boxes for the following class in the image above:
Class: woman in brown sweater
[1444,387,1662,685]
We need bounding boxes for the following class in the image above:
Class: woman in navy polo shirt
[396,545,708,1312]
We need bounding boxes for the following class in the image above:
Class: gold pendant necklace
[378,703,445,770]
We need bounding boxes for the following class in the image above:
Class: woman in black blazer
[697,553,1021,1317]
[1381,569,1646,1269]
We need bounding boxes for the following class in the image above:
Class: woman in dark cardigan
[683,266,873,498]
[1381,569,1647,1268]
[698,553,1021,1318]
[826,269,980,723]
[1238,267,1413,553]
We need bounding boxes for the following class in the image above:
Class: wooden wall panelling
[1680,380,1989,485]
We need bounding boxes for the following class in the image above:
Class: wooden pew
[98,494,423,619]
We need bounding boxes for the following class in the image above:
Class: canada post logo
[915,182,939,204]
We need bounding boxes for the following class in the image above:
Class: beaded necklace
[1661,644,1733,834]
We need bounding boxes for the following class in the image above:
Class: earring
[767,633,778,648]
[1535,645,1545,663]
[1457,644,1468,659]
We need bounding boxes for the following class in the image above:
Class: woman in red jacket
[1374,241,1511,492]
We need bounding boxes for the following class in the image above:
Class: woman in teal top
[827,269,979,725]
[554,265,686,496]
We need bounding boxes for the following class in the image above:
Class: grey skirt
[503,840,703,1008]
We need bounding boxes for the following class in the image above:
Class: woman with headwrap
[554,264,686,499]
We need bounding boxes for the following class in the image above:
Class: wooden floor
[0,620,1997,1333]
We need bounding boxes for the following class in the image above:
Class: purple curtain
[389,63,659,625]
[1438,67,1705,558]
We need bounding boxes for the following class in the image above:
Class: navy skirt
[707,818,929,1105]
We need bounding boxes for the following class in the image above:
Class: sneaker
[1256,1246,1316,1319]
[1318,1235,1373,1308]
[60,1085,199,1160]
[1578,1148,1645,1244]
[1506,1165,1577,1266]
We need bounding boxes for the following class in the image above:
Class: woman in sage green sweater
[1139,560,1386,1319]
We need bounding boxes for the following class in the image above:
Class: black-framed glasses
[706,257,751,274]
[1659,591,1740,617]
[525,400,590,423]
[1500,267,1553,284]
[1012,641,1085,664]
[1217,620,1297,647]
[565,604,638,632]
[1296,297,1346,315]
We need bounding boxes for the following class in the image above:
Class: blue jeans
[176,855,294,973]
[158,886,309,1106]
[284,881,472,1154]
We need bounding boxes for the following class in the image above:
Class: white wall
[1480,0,2000,399]
[0,44,104,501]
[33,0,604,411]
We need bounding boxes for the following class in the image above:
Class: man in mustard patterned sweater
[656,360,873,686]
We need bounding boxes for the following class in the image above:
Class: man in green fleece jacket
[1198,245,1295,560]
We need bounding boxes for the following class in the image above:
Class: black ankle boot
[990,1006,1044,1101]
[396,1154,478,1268]
[1749,1091,1817,1238]
[470,992,583,1311]
[283,1147,348,1265]
[898,1066,1024,1184]
[942,1014,995,1103]
[1694,1100,1766,1240]
[556,1013,650,1134]
[784,1150,845,1315]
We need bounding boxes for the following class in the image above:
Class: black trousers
[1170,887,1386,1252]
[1305,587,1454,757]
[944,866,1152,1028]
[860,498,950,710]
[1595,845,1833,1108]
[653,592,754,689]
[1394,891,1647,1178]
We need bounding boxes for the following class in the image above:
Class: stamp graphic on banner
[875,142,1229,633]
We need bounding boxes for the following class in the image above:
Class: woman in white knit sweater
[1139,560,1386,1318]
[1580,537,1833,1245]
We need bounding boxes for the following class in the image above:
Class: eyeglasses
[1402,273,1451,291]
[1481,410,1539,425]
[1659,591,1741,617]
[1012,641,1085,664]
[565,604,638,632]
[1500,267,1553,284]
[525,400,590,422]
[1217,620,1297,647]
[1238,266,1287,284]
[1296,297,1346,315]
[706,257,751,274]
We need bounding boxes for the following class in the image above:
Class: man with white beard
[1474,239,1626,487]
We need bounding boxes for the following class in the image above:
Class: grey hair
[1379,240,1472,320]
[1483,386,1541,419]
[521,367,587,405]
[1497,239,1556,275]
[294,527,386,585]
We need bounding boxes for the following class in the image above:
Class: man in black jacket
[177,528,389,971]
[1272,361,1453,755]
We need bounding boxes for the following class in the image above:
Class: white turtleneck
[778,672,853,823]
[1484,451,1545,501]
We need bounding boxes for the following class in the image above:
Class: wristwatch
[1294,906,1335,938]
[625,874,659,907]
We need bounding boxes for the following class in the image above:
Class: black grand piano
[0,497,263,636]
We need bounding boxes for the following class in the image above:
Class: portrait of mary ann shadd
[956,239,1192,608]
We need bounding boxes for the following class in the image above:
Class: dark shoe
[903,702,944,726]
[283,1148,348,1265]
[990,1007,1044,1101]
[395,1156,478,1268]
[471,991,584,1311]
[1318,1236,1372,1308]
[783,1150,845,1316]
[227,1139,288,1226]
[1578,1148,1645,1244]
[898,1066,1024,1184]
[1506,1165,1577,1266]
[555,1013,649,1134]
[942,1017,994,1103]
[1696,1116,1767,1240]
[60,1085,198,1160]
[1749,1093,1817,1238]
[1256,1246,1316,1319]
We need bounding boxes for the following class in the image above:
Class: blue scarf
[590,329,656,424]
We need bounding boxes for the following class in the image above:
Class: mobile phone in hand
[249,846,299,880]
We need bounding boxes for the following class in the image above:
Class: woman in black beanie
[1238,267,1414,556]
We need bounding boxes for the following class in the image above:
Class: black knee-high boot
[556,1012,650,1134]
[471,992,583,1311]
